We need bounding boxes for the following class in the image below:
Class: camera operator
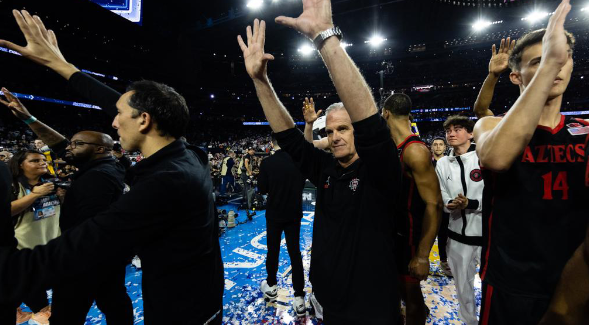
[1,89,133,324]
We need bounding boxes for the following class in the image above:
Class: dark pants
[21,289,49,313]
[241,173,253,211]
[220,174,234,195]
[0,303,15,324]
[0,290,48,324]
[439,212,450,262]
[50,266,133,325]
[265,218,305,297]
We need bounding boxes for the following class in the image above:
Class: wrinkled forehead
[326,109,352,130]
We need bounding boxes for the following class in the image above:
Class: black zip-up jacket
[275,114,402,323]
[0,163,15,249]
[50,140,126,232]
[0,72,224,324]
[257,150,306,222]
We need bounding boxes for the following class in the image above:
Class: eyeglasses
[69,141,113,150]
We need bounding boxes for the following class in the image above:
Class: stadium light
[341,42,353,49]
[298,44,315,56]
[582,6,589,12]
[472,20,492,31]
[365,36,387,47]
[522,11,550,23]
[247,0,263,10]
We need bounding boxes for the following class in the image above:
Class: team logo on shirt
[567,123,589,136]
[470,169,483,182]
[349,178,360,192]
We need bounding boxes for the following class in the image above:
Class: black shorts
[479,281,551,325]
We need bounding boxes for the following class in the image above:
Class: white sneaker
[261,280,277,302]
[309,293,323,320]
[293,296,306,317]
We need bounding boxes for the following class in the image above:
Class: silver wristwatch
[313,26,343,50]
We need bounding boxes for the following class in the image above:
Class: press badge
[26,189,59,221]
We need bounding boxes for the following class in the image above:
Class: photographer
[8,149,59,324]
[1,89,133,324]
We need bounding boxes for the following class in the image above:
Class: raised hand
[0,88,33,120]
[237,19,275,81]
[302,97,323,124]
[275,0,334,40]
[0,10,67,67]
[489,37,516,77]
[542,0,572,70]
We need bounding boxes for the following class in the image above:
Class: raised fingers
[33,15,50,41]
[237,35,248,52]
[246,25,253,47]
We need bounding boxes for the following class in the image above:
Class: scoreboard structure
[89,0,143,24]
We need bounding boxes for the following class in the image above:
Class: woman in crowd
[8,150,61,324]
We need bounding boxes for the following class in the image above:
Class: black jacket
[258,150,305,222]
[0,164,15,249]
[0,72,224,324]
[51,140,126,232]
[275,114,402,323]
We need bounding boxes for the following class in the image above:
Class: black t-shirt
[481,116,589,298]
[257,150,305,222]
[396,134,427,249]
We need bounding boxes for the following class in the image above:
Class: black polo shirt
[275,113,402,323]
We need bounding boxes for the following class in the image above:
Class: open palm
[237,19,274,80]
[275,0,334,39]
[489,37,516,77]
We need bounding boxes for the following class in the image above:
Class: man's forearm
[252,77,295,132]
[47,61,80,81]
[319,38,377,122]
[27,120,67,147]
[416,203,442,259]
[473,73,498,118]
[477,65,561,170]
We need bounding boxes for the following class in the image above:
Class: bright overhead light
[298,44,314,56]
[472,20,492,31]
[522,11,550,22]
[365,36,387,47]
[582,6,589,12]
[341,42,353,49]
[247,0,263,9]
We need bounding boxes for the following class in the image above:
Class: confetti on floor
[19,190,481,324]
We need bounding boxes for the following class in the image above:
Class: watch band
[313,26,343,50]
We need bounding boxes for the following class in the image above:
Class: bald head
[66,131,115,166]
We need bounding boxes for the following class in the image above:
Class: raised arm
[237,19,295,133]
[302,97,330,149]
[0,10,120,117]
[473,38,516,119]
[474,0,572,172]
[276,0,378,122]
[0,10,79,80]
[0,88,66,147]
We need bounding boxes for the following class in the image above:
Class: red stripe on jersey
[537,115,565,135]
[399,141,426,165]
[408,181,415,252]
[481,211,493,280]
[586,134,589,187]
[574,118,589,126]
[480,283,494,325]
[397,134,416,149]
